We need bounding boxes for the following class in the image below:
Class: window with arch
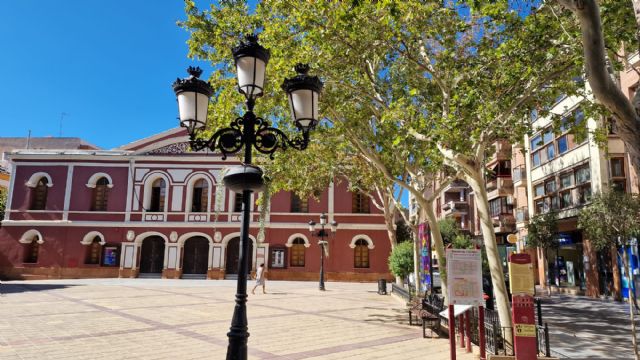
[354,239,369,268]
[85,237,102,265]
[23,241,40,263]
[290,238,306,267]
[352,192,370,214]
[30,177,49,210]
[149,178,166,212]
[91,177,110,211]
[192,179,209,212]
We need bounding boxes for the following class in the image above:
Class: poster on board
[446,248,483,305]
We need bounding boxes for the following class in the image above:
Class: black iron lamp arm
[185,112,310,160]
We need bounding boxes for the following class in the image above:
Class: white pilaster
[62,165,74,221]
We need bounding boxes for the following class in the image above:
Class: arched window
[149,178,166,212]
[290,238,306,267]
[23,241,40,263]
[191,179,209,212]
[85,237,102,265]
[30,177,48,210]
[354,239,369,268]
[91,177,110,211]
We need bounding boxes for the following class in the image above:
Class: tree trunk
[413,227,421,295]
[622,246,640,360]
[559,0,640,178]
[465,171,514,331]
[424,202,449,305]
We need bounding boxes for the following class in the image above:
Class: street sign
[446,249,483,305]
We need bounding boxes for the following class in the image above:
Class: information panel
[446,249,483,305]
[509,253,535,296]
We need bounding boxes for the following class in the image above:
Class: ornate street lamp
[308,213,338,291]
[173,35,323,360]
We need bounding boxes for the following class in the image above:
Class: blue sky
[0,1,213,149]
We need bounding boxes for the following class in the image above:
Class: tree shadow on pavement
[0,283,77,295]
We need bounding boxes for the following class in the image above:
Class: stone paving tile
[0,279,477,360]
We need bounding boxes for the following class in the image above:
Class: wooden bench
[408,293,444,338]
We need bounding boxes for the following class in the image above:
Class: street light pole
[309,213,338,291]
[173,34,323,360]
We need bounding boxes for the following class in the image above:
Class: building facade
[0,128,393,282]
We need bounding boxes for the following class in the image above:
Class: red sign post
[509,253,537,360]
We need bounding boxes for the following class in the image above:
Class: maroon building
[0,128,392,282]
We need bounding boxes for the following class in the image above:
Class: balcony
[487,141,511,162]
[442,200,468,216]
[515,207,529,223]
[486,177,514,199]
[442,180,469,193]
[512,166,527,185]
[492,214,516,233]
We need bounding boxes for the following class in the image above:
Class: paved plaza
[0,279,474,360]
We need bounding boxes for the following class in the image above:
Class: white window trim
[349,235,375,249]
[25,172,53,188]
[81,231,106,245]
[142,172,170,212]
[285,233,311,248]
[19,229,44,244]
[86,173,114,188]
[184,173,214,214]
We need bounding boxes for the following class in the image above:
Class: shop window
[191,179,209,212]
[23,241,39,263]
[270,247,286,269]
[233,193,243,212]
[30,177,48,210]
[290,238,305,267]
[291,193,308,213]
[354,239,370,268]
[352,192,370,213]
[91,177,110,211]
[149,178,166,212]
[102,245,120,267]
[85,237,102,265]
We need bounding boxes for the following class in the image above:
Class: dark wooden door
[183,237,209,274]
[140,237,165,274]
[225,237,253,275]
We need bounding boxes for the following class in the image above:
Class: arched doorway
[139,236,165,274]
[225,237,253,275]
[182,236,209,277]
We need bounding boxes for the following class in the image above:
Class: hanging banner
[446,248,483,305]
[419,223,432,293]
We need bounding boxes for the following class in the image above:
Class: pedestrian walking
[252,263,266,295]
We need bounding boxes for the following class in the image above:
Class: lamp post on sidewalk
[308,213,338,291]
[173,34,323,360]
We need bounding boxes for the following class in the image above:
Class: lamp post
[308,213,338,291]
[173,34,323,360]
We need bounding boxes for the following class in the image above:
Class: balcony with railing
[442,180,469,193]
[492,214,516,233]
[486,177,514,199]
[442,200,469,216]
